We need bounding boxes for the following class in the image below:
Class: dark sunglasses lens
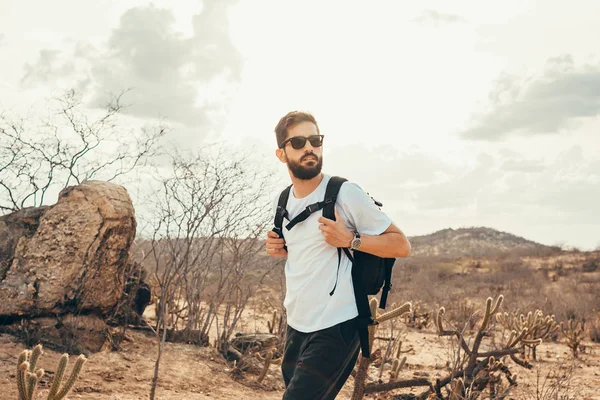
[290,137,307,149]
[308,135,323,147]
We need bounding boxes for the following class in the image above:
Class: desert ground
[2,239,600,399]
[1,322,599,399]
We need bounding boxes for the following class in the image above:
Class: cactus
[50,354,87,400]
[256,350,273,383]
[351,295,533,399]
[14,344,87,400]
[430,295,524,398]
[351,299,413,400]
[29,345,43,372]
[560,319,585,358]
[388,356,406,382]
[255,347,282,383]
[16,345,45,400]
[496,309,558,360]
[404,301,432,329]
[17,352,29,400]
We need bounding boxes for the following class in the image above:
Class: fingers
[266,247,287,258]
[265,242,285,250]
[319,209,344,225]
[317,216,333,225]
[318,223,330,233]
[266,230,286,255]
[266,230,285,244]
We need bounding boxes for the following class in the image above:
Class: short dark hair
[274,111,320,148]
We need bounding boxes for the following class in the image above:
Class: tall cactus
[560,319,585,358]
[256,350,273,383]
[496,309,558,360]
[346,295,535,399]
[430,295,525,398]
[50,354,87,400]
[16,345,45,400]
[14,344,87,400]
[255,348,282,383]
[388,356,406,382]
[351,299,413,400]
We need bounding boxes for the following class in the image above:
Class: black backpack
[272,176,395,357]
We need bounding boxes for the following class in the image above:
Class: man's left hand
[318,208,353,248]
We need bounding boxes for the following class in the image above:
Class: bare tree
[144,146,275,399]
[0,89,165,213]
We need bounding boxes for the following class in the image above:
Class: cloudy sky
[1,0,599,249]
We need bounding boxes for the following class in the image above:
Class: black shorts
[281,317,360,400]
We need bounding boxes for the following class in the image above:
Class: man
[266,111,411,399]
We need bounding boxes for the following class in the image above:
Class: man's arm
[318,208,410,258]
[354,223,411,258]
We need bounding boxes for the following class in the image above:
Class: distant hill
[406,227,562,259]
[134,226,564,265]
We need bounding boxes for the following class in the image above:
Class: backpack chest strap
[284,197,333,231]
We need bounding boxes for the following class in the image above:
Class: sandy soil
[1,324,599,400]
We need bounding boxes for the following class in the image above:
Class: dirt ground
[1,324,599,400]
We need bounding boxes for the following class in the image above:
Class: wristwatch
[350,231,362,250]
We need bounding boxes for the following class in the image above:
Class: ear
[275,148,287,163]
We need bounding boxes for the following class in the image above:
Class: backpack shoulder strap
[325,177,377,357]
[321,176,347,221]
[273,185,292,238]
[325,176,356,292]
[379,258,396,309]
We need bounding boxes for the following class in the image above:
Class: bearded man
[265,111,410,399]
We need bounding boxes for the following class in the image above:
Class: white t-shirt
[273,174,392,333]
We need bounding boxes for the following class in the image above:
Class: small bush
[589,313,600,343]
[582,258,599,273]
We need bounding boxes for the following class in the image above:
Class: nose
[303,137,316,152]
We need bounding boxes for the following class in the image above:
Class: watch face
[351,238,361,249]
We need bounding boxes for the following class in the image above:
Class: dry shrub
[445,296,480,332]
[588,312,600,343]
[389,253,600,341]
[524,361,582,400]
[581,258,599,272]
[544,279,599,322]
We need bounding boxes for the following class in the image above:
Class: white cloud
[413,10,465,25]
[21,49,75,87]
[461,55,600,140]
[18,2,242,130]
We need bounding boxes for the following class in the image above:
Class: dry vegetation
[2,242,599,399]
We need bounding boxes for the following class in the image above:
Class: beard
[287,153,323,180]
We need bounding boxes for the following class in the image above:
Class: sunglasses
[279,134,325,150]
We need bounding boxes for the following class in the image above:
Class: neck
[290,172,324,199]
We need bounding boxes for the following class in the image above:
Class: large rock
[0,206,50,282]
[0,180,136,317]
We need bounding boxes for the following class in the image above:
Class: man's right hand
[266,230,287,258]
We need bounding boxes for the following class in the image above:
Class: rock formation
[0,180,138,353]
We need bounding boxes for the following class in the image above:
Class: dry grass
[392,251,600,328]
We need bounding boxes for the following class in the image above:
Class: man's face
[277,121,323,180]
